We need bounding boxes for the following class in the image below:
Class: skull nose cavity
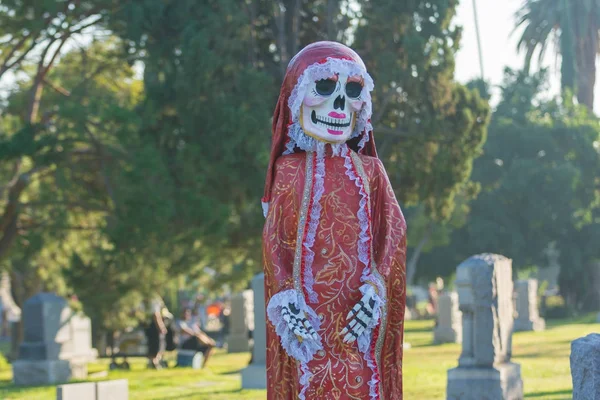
[334,95,345,111]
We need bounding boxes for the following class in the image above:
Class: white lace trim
[343,148,384,400]
[284,122,364,155]
[298,362,313,400]
[266,289,322,363]
[357,283,384,400]
[342,148,372,282]
[302,143,326,303]
[287,57,374,151]
[261,201,269,218]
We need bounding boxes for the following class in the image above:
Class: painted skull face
[301,73,365,143]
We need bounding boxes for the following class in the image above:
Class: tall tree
[353,0,491,283]
[516,0,600,110]
[0,1,121,298]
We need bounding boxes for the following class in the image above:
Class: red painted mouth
[327,129,344,135]
[328,111,347,119]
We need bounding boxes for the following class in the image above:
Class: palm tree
[515,0,600,111]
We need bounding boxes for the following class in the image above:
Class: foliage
[516,0,600,109]
[2,1,490,328]
[420,69,600,308]
[354,0,490,222]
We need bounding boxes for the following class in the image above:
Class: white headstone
[514,279,545,332]
[433,292,462,344]
[447,254,523,400]
[539,242,560,292]
[227,290,254,353]
[96,379,129,400]
[241,274,266,389]
[56,382,97,400]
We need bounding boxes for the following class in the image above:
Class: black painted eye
[315,79,337,96]
[346,81,363,98]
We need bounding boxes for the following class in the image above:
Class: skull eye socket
[345,81,363,98]
[315,79,337,96]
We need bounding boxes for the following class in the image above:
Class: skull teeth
[311,110,351,128]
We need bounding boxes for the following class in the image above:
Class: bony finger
[343,332,355,343]
[355,326,366,337]
[340,327,348,336]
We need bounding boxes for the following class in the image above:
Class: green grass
[0,314,597,399]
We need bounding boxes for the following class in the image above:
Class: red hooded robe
[262,41,407,400]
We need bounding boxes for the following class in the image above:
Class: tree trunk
[574,3,598,111]
[406,223,433,285]
[327,0,337,40]
[576,33,597,110]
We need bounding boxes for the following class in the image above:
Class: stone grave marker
[59,312,98,378]
[571,333,600,400]
[96,379,129,400]
[56,382,96,400]
[433,292,462,344]
[0,272,20,338]
[446,254,523,400]
[12,293,72,385]
[241,273,266,389]
[227,289,254,353]
[514,279,545,332]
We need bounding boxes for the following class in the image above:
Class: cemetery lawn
[0,314,596,400]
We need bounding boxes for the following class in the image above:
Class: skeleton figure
[262,41,407,400]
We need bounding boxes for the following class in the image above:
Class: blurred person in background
[175,308,216,368]
[145,295,168,369]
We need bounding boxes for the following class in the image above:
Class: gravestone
[433,292,462,344]
[447,254,523,400]
[227,289,254,353]
[571,334,600,400]
[56,382,96,400]
[12,293,72,385]
[96,379,129,400]
[514,279,545,332]
[538,242,560,293]
[0,272,20,338]
[59,312,97,378]
[241,273,266,389]
[176,349,204,369]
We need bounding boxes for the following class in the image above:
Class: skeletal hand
[340,285,377,343]
[281,302,319,342]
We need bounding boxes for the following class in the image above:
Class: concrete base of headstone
[96,379,128,400]
[57,382,96,400]
[13,359,71,385]
[227,334,251,353]
[571,333,600,400]
[241,364,267,389]
[447,362,523,400]
[514,318,545,332]
[70,361,88,379]
[434,326,460,344]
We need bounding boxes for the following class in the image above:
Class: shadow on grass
[221,369,243,375]
[404,326,432,334]
[525,389,571,398]
[159,388,244,399]
[546,313,599,327]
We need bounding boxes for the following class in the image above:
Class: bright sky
[453,0,600,114]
